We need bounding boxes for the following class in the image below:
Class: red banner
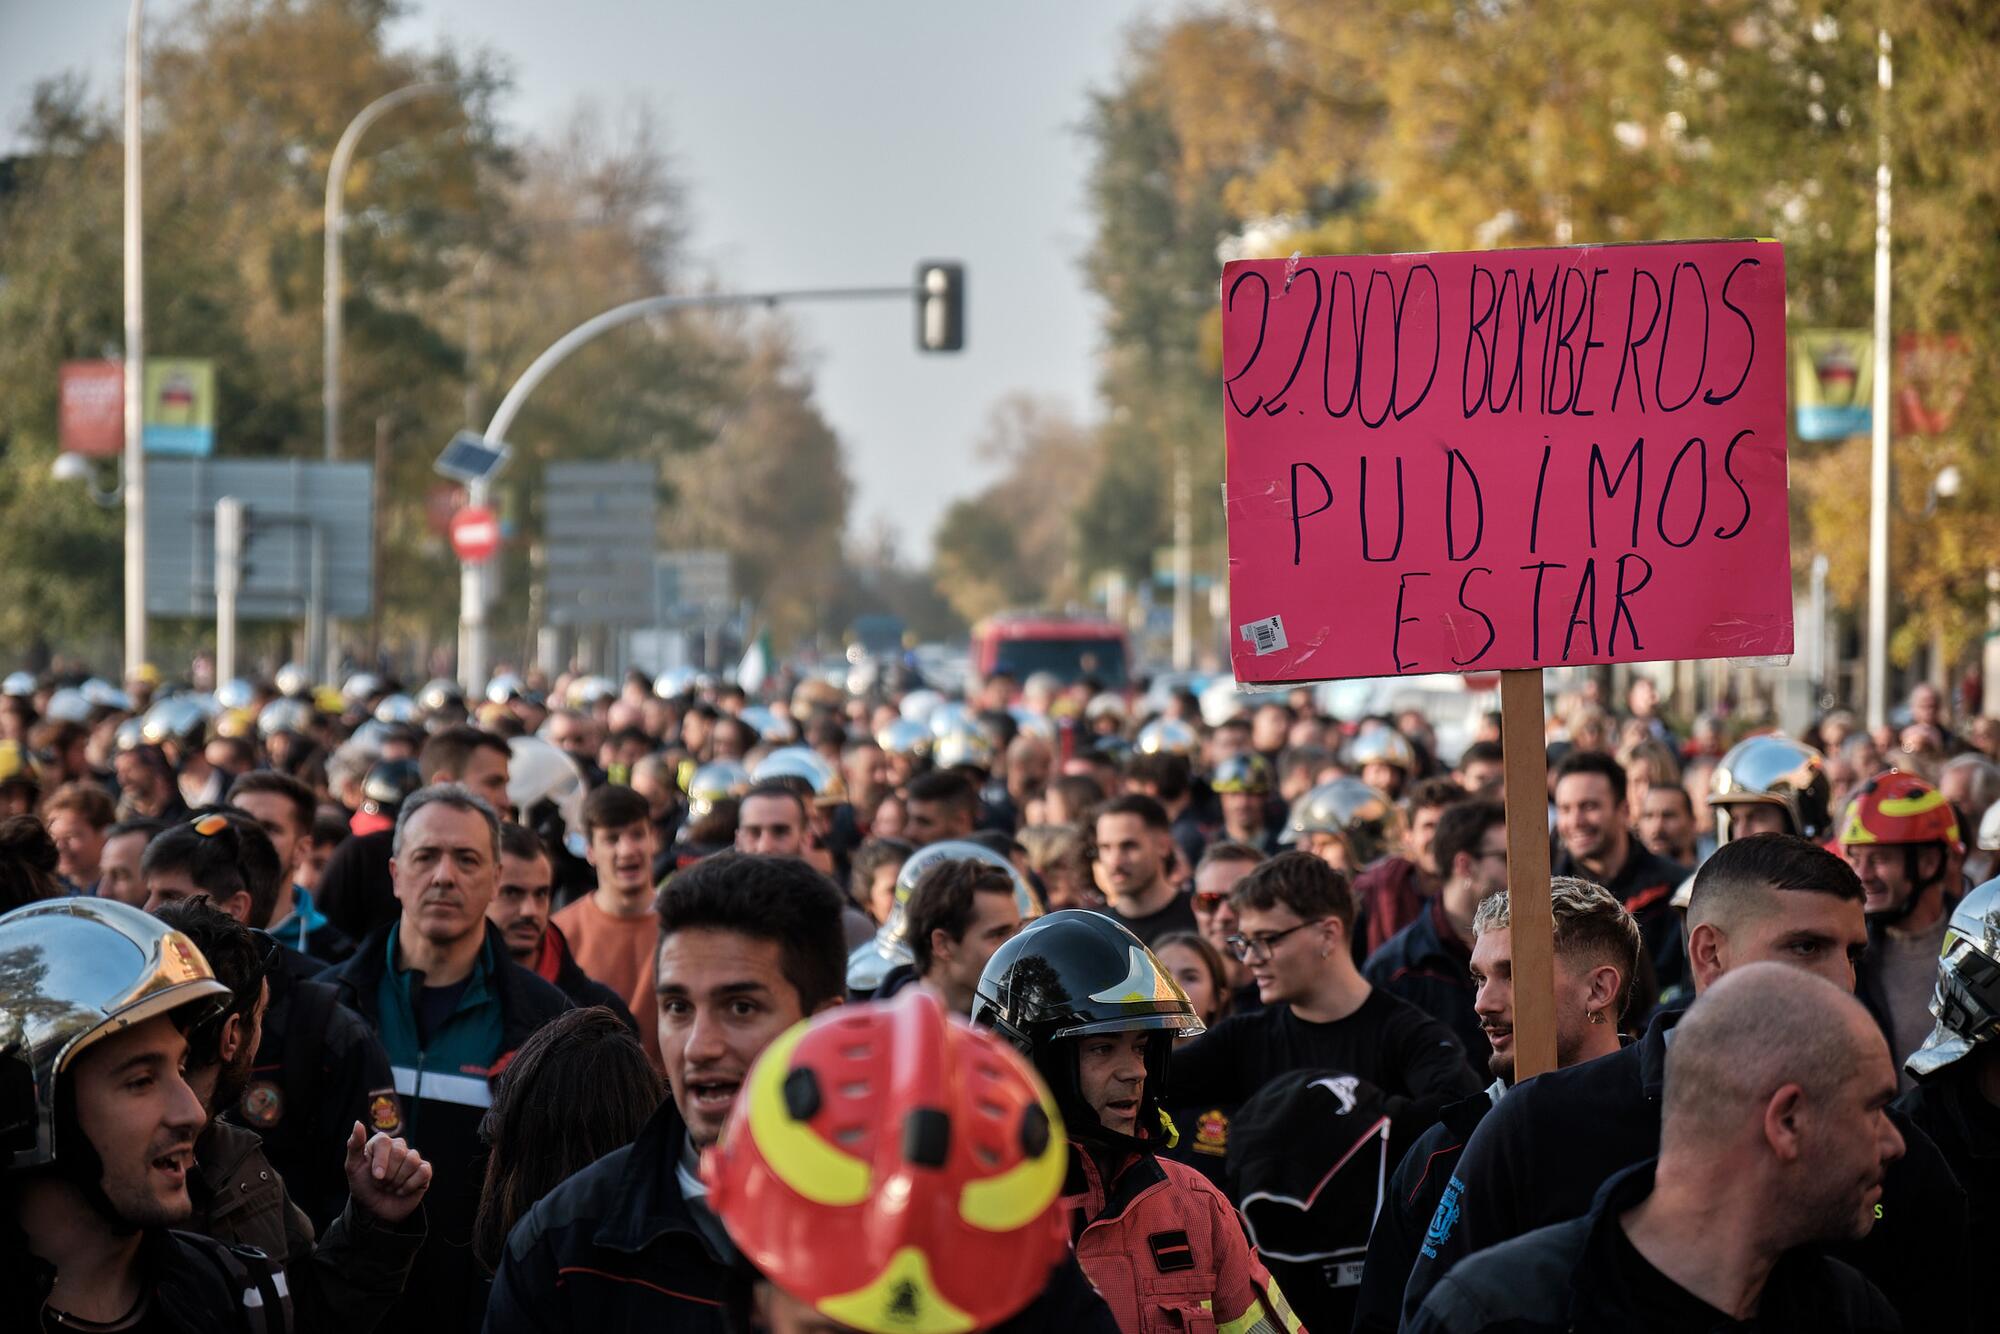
[1222,240,1793,683]
[60,360,125,457]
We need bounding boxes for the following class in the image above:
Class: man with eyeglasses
[1169,851,1482,1152]
[1192,839,1266,1013]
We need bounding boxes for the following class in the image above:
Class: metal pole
[324,81,454,463]
[123,0,147,681]
[1865,29,1894,732]
[460,283,918,691]
[214,497,243,684]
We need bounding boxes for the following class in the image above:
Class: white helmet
[506,735,586,836]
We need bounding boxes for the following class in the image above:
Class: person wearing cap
[0,897,292,1331]
[1897,875,2000,1266]
[974,909,1303,1334]
[703,988,1115,1333]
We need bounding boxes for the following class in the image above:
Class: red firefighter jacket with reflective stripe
[1067,1145,1303,1334]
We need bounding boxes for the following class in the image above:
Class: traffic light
[916,261,965,352]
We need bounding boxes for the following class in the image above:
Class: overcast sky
[0,0,1173,560]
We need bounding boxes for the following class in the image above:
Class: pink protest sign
[1222,240,1792,684]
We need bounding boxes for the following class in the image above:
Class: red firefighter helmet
[703,989,1069,1334]
[1837,769,1963,852]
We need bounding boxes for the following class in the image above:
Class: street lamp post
[323,81,454,464]
[1865,29,1894,731]
[322,81,453,680]
[459,283,927,691]
[123,0,146,681]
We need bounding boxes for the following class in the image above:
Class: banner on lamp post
[59,361,126,457]
[142,359,217,456]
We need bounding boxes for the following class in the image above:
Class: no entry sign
[450,505,501,564]
[1221,240,1792,685]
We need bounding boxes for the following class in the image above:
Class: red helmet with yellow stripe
[1837,769,1963,852]
[703,989,1069,1334]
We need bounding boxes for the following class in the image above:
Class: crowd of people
[0,659,1994,1333]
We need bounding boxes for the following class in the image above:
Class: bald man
[1409,964,1905,1331]
[1403,834,1968,1331]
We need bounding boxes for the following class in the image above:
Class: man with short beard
[486,821,633,1027]
[1,898,285,1331]
[1409,965,1906,1333]
[1352,877,1635,1333]
[155,898,431,1332]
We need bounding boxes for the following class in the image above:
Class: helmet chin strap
[1867,845,1942,929]
[1040,1035,1174,1161]
[52,1080,136,1232]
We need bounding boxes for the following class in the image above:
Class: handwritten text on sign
[1222,241,1793,684]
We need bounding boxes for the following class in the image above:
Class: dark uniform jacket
[1362,897,1487,1079]
[191,1117,426,1334]
[1894,1069,1999,1270]
[323,920,572,1332]
[484,1098,1120,1334]
[230,955,400,1231]
[1351,1080,1502,1334]
[1401,1007,1970,1333]
[1406,1160,1902,1334]
[11,1224,291,1334]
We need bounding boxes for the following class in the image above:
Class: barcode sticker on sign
[1239,615,1287,656]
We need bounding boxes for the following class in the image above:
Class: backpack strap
[176,1232,293,1334]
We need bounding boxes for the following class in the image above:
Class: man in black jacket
[1352,876,1636,1333]
[1552,749,1688,993]
[485,853,1117,1333]
[1403,835,1969,1332]
[321,783,571,1331]
[1408,964,1905,1333]
[2,897,289,1333]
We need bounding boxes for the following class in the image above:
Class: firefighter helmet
[1710,734,1832,841]
[1906,877,2000,1080]
[703,990,1068,1334]
[0,897,231,1169]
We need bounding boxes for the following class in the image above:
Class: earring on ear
[1587,1009,1606,1025]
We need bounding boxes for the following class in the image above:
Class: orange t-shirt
[552,892,661,1067]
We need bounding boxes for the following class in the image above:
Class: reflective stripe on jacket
[1068,1146,1301,1334]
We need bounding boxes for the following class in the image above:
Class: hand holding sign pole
[1221,240,1791,1079]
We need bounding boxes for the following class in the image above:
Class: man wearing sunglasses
[1169,852,1482,1153]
